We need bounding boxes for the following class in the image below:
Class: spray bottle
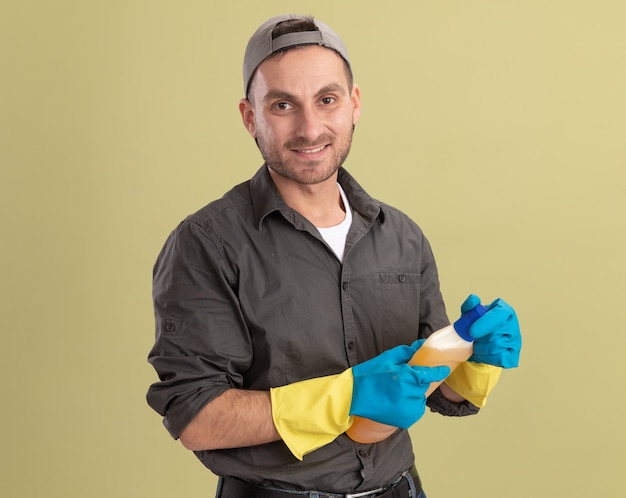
[346,302,487,444]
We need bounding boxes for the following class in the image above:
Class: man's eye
[274,102,292,111]
[320,97,336,105]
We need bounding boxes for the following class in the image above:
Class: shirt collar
[337,168,385,224]
[250,165,385,229]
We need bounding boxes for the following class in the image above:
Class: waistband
[218,470,420,498]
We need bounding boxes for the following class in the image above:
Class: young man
[147,15,521,498]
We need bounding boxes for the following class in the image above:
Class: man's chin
[267,162,340,186]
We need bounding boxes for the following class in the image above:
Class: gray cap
[243,14,351,95]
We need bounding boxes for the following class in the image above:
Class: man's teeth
[299,145,325,154]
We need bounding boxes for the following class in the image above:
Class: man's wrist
[439,381,467,402]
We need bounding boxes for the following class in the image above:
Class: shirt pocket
[377,271,421,342]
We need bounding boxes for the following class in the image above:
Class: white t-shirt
[316,184,352,261]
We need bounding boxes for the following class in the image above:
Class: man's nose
[294,106,324,141]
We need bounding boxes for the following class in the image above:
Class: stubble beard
[257,130,353,186]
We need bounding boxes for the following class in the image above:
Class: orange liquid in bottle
[346,323,474,444]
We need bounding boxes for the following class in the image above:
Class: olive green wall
[3,1,625,497]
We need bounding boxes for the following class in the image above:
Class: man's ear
[239,98,257,138]
[351,83,362,126]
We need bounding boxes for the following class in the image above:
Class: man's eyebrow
[316,83,347,97]
[262,83,347,104]
[263,90,296,103]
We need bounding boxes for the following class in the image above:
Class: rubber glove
[271,370,354,460]
[350,340,451,428]
[270,341,449,460]
[462,294,522,368]
[444,362,502,407]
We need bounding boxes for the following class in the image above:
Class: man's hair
[247,16,354,99]
[271,16,318,39]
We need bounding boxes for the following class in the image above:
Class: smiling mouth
[296,145,327,154]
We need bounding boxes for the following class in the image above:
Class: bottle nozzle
[453,303,488,342]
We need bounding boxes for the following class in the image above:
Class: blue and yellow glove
[270,340,449,460]
[462,294,522,368]
[444,294,521,407]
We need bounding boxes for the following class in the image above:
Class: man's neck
[269,169,346,228]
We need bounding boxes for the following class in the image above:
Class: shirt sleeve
[426,387,480,417]
[146,219,251,439]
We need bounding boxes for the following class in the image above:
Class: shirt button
[342,281,349,290]
[359,449,369,457]
[347,341,355,350]
[398,273,407,282]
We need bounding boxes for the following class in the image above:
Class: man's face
[240,45,361,186]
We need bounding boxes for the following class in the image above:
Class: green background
[2,1,625,497]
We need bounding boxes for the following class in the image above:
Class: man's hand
[350,340,450,428]
[462,294,522,368]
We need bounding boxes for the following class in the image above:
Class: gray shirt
[147,165,475,492]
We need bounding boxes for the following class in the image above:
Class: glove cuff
[444,362,502,408]
[270,370,354,460]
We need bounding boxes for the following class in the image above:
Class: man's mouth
[296,145,327,154]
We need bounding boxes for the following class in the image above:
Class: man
[147,14,521,498]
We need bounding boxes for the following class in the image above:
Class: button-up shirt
[147,165,455,492]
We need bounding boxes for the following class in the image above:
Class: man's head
[243,15,352,99]
[239,15,361,187]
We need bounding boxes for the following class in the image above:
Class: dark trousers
[216,473,426,498]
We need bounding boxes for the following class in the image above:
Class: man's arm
[179,389,280,451]
[178,376,467,452]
